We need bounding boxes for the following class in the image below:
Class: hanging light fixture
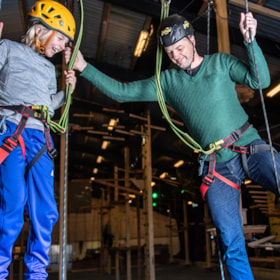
[134,25,154,57]
[266,83,280,98]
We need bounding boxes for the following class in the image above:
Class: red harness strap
[200,170,241,201]
[0,115,28,164]
[200,122,250,200]
[0,105,56,164]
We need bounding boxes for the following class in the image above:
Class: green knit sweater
[81,40,270,162]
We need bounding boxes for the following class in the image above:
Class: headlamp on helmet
[159,14,194,47]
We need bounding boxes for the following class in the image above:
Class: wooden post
[168,210,174,263]
[215,0,230,54]
[204,203,212,268]
[142,109,155,280]
[100,189,105,275]
[182,199,191,265]
[124,147,131,280]
[136,195,142,280]
[114,166,120,280]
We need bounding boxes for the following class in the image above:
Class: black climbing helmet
[158,14,194,47]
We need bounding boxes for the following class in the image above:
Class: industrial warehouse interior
[1,0,280,279]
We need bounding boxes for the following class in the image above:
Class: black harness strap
[230,143,273,177]
[25,144,47,174]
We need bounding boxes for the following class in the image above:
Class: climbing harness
[0,105,56,165]
[199,122,273,200]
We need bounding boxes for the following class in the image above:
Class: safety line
[155,1,217,155]
[244,0,280,196]
[45,0,84,133]
[60,1,84,280]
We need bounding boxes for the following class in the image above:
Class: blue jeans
[202,139,280,280]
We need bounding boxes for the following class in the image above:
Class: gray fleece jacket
[0,39,65,131]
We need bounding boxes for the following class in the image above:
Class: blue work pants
[0,120,58,279]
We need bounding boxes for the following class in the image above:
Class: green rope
[47,0,84,133]
[155,0,216,155]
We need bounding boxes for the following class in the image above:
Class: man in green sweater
[65,12,280,280]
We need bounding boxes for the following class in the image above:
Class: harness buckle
[48,148,57,159]
[230,132,239,142]
[202,175,214,186]
[209,139,224,151]
[34,112,42,119]
[4,137,18,149]
[249,145,255,155]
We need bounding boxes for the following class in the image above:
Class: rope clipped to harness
[155,1,217,155]
[244,0,280,196]
[46,0,84,134]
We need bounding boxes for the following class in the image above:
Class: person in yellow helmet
[0,1,76,279]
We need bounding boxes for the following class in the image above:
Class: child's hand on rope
[64,44,87,73]
[0,22,3,38]
[239,12,257,43]
[64,70,76,94]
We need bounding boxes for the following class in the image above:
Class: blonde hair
[22,23,54,51]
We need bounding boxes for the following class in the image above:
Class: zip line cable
[244,0,280,196]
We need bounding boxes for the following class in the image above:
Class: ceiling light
[134,30,149,57]
[174,160,184,168]
[159,172,168,179]
[266,83,280,98]
[92,168,98,174]
[96,156,103,164]
[101,140,110,150]
[107,118,118,131]
[151,181,156,187]
[244,179,252,185]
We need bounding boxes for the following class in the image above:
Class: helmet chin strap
[185,40,195,70]
[34,30,56,55]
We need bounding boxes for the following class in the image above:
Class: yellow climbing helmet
[28,0,76,41]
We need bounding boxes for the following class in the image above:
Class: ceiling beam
[96,2,111,61]
[229,0,280,20]
[18,0,28,32]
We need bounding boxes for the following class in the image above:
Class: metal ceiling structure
[1,0,280,214]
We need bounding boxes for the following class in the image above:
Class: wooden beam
[18,0,28,32]
[248,190,268,194]
[215,0,230,53]
[246,185,263,189]
[94,179,141,195]
[96,2,111,61]
[229,0,280,21]
[248,235,276,248]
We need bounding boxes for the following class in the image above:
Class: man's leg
[205,155,254,280]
